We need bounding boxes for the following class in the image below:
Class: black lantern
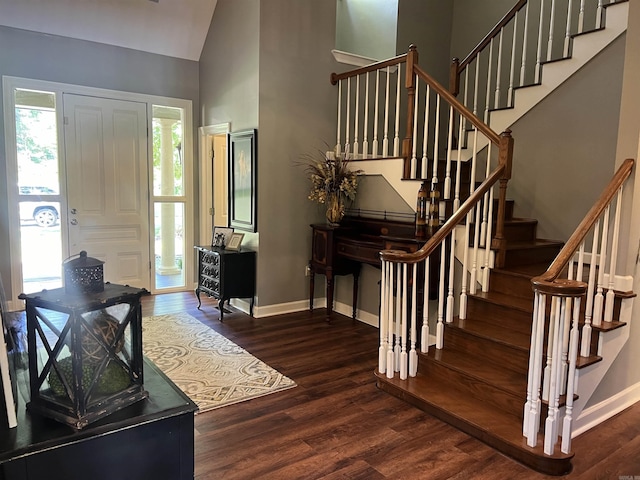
[63,251,105,294]
[19,283,148,429]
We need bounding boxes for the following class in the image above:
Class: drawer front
[336,241,381,265]
[200,275,220,296]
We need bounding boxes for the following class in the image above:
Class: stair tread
[423,345,527,395]
[505,238,564,250]
[497,263,550,277]
[375,370,574,470]
[470,290,534,313]
[449,316,532,351]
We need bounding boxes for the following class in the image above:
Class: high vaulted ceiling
[0,0,217,61]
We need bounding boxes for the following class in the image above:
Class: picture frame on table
[212,226,234,248]
[228,129,257,233]
[226,233,245,251]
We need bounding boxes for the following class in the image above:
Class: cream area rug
[142,312,296,413]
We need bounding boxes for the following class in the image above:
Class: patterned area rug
[142,312,296,413]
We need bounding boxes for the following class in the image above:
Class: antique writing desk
[309,215,428,320]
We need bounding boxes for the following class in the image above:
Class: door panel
[63,94,150,289]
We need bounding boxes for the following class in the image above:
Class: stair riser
[444,327,529,374]
[466,298,534,335]
[420,354,525,419]
[490,271,535,300]
[504,245,562,267]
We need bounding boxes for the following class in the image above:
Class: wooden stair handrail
[450,0,527,96]
[330,52,409,85]
[457,0,528,72]
[381,161,507,264]
[533,158,635,288]
[414,65,501,146]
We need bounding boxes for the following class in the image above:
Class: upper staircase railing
[450,0,623,119]
[525,158,634,456]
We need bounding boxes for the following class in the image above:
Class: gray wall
[0,25,199,300]
[199,0,338,308]
[509,37,624,240]
[336,0,398,60]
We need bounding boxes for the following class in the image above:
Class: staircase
[329,0,635,475]
[374,198,623,475]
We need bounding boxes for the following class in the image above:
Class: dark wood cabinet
[194,246,255,320]
[0,359,197,480]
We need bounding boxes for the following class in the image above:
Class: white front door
[63,94,150,289]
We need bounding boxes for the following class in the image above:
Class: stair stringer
[356,158,418,210]
[459,1,628,162]
[570,275,635,435]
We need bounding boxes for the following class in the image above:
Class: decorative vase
[325,192,344,225]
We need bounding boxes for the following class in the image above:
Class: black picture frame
[228,129,257,233]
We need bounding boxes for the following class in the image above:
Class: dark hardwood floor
[142,292,640,480]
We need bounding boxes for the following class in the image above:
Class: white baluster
[482,180,495,291]
[411,76,419,178]
[578,0,585,33]
[544,296,566,455]
[409,263,418,376]
[454,111,464,212]
[526,292,546,446]
[547,0,557,62]
[562,294,582,453]
[400,264,408,380]
[581,219,600,356]
[596,0,604,29]
[520,2,531,86]
[373,70,380,157]
[336,80,342,156]
[363,72,369,158]
[508,13,519,106]
[353,75,360,157]
[436,245,446,349]
[593,206,610,327]
[604,188,622,323]
[471,200,482,295]
[495,29,504,109]
[394,263,402,371]
[446,232,456,324]
[480,142,493,248]
[393,68,401,157]
[543,297,558,401]
[484,38,494,123]
[345,77,351,154]
[432,94,441,188]
[445,106,454,199]
[524,289,541,437]
[460,212,471,320]
[421,256,430,352]
[379,260,388,373]
[564,0,574,57]
[535,0,546,83]
[421,85,431,179]
[383,66,390,157]
[473,53,481,118]
[386,262,395,378]
[462,66,470,135]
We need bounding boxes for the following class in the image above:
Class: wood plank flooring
[142,292,640,479]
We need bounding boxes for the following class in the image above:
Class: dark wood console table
[309,216,428,320]
[0,358,197,480]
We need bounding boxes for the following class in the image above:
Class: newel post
[449,57,460,97]
[402,45,418,179]
[492,129,514,268]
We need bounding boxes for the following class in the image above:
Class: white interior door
[63,94,150,289]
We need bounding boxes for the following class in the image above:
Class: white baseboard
[573,381,640,437]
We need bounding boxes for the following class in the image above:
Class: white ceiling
[0,0,218,61]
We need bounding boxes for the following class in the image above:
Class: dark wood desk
[309,216,426,320]
[0,358,197,480]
